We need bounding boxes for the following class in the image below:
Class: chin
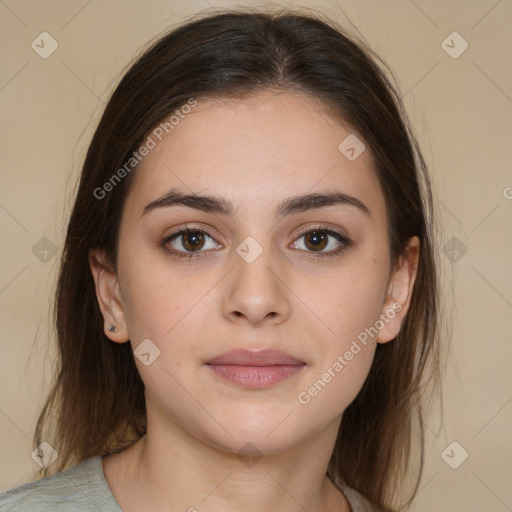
[192,406,313,458]
[206,429,303,459]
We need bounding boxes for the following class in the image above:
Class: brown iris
[181,231,206,251]
[303,230,328,251]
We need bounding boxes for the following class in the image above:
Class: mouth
[205,349,306,389]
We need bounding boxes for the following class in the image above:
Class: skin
[89,89,419,512]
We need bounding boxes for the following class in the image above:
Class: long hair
[34,7,440,511]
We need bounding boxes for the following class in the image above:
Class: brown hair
[34,7,440,511]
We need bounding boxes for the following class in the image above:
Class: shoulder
[332,475,380,512]
[342,485,380,512]
[0,455,121,512]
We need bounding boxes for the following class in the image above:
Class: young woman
[0,7,440,511]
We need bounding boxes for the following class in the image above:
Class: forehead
[125,90,386,221]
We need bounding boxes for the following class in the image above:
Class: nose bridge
[234,232,280,295]
[230,205,277,267]
[222,232,291,324]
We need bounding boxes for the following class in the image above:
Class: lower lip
[206,364,305,389]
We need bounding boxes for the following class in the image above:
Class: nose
[221,238,291,327]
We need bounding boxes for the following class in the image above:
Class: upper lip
[205,349,305,366]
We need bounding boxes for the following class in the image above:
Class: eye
[162,227,222,259]
[290,226,351,258]
[161,224,351,261]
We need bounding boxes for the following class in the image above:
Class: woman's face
[92,90,417,455]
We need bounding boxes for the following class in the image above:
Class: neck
[102,413,349,512]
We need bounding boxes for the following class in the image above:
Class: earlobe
[376,236,420,344]
[88,248,130,343]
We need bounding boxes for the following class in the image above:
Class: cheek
[117,240,204,340]
[295,345,375,435]
[294,277,383,425]
[302,252,389,350]
[292,253,387,410]
[116,244,223,409]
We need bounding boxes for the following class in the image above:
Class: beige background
[1,0,511,510]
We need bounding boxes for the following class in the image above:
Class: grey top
[0,455,376,511]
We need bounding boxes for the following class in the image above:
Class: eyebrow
[141,188,371,219]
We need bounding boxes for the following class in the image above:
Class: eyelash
[161,224,351,261]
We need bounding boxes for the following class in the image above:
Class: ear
[88,248,130,343]
[376,236,420,344]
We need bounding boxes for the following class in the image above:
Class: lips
[206,349,304,366]
[205,349,306,389]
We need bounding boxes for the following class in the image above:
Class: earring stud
[108,324,118,333]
